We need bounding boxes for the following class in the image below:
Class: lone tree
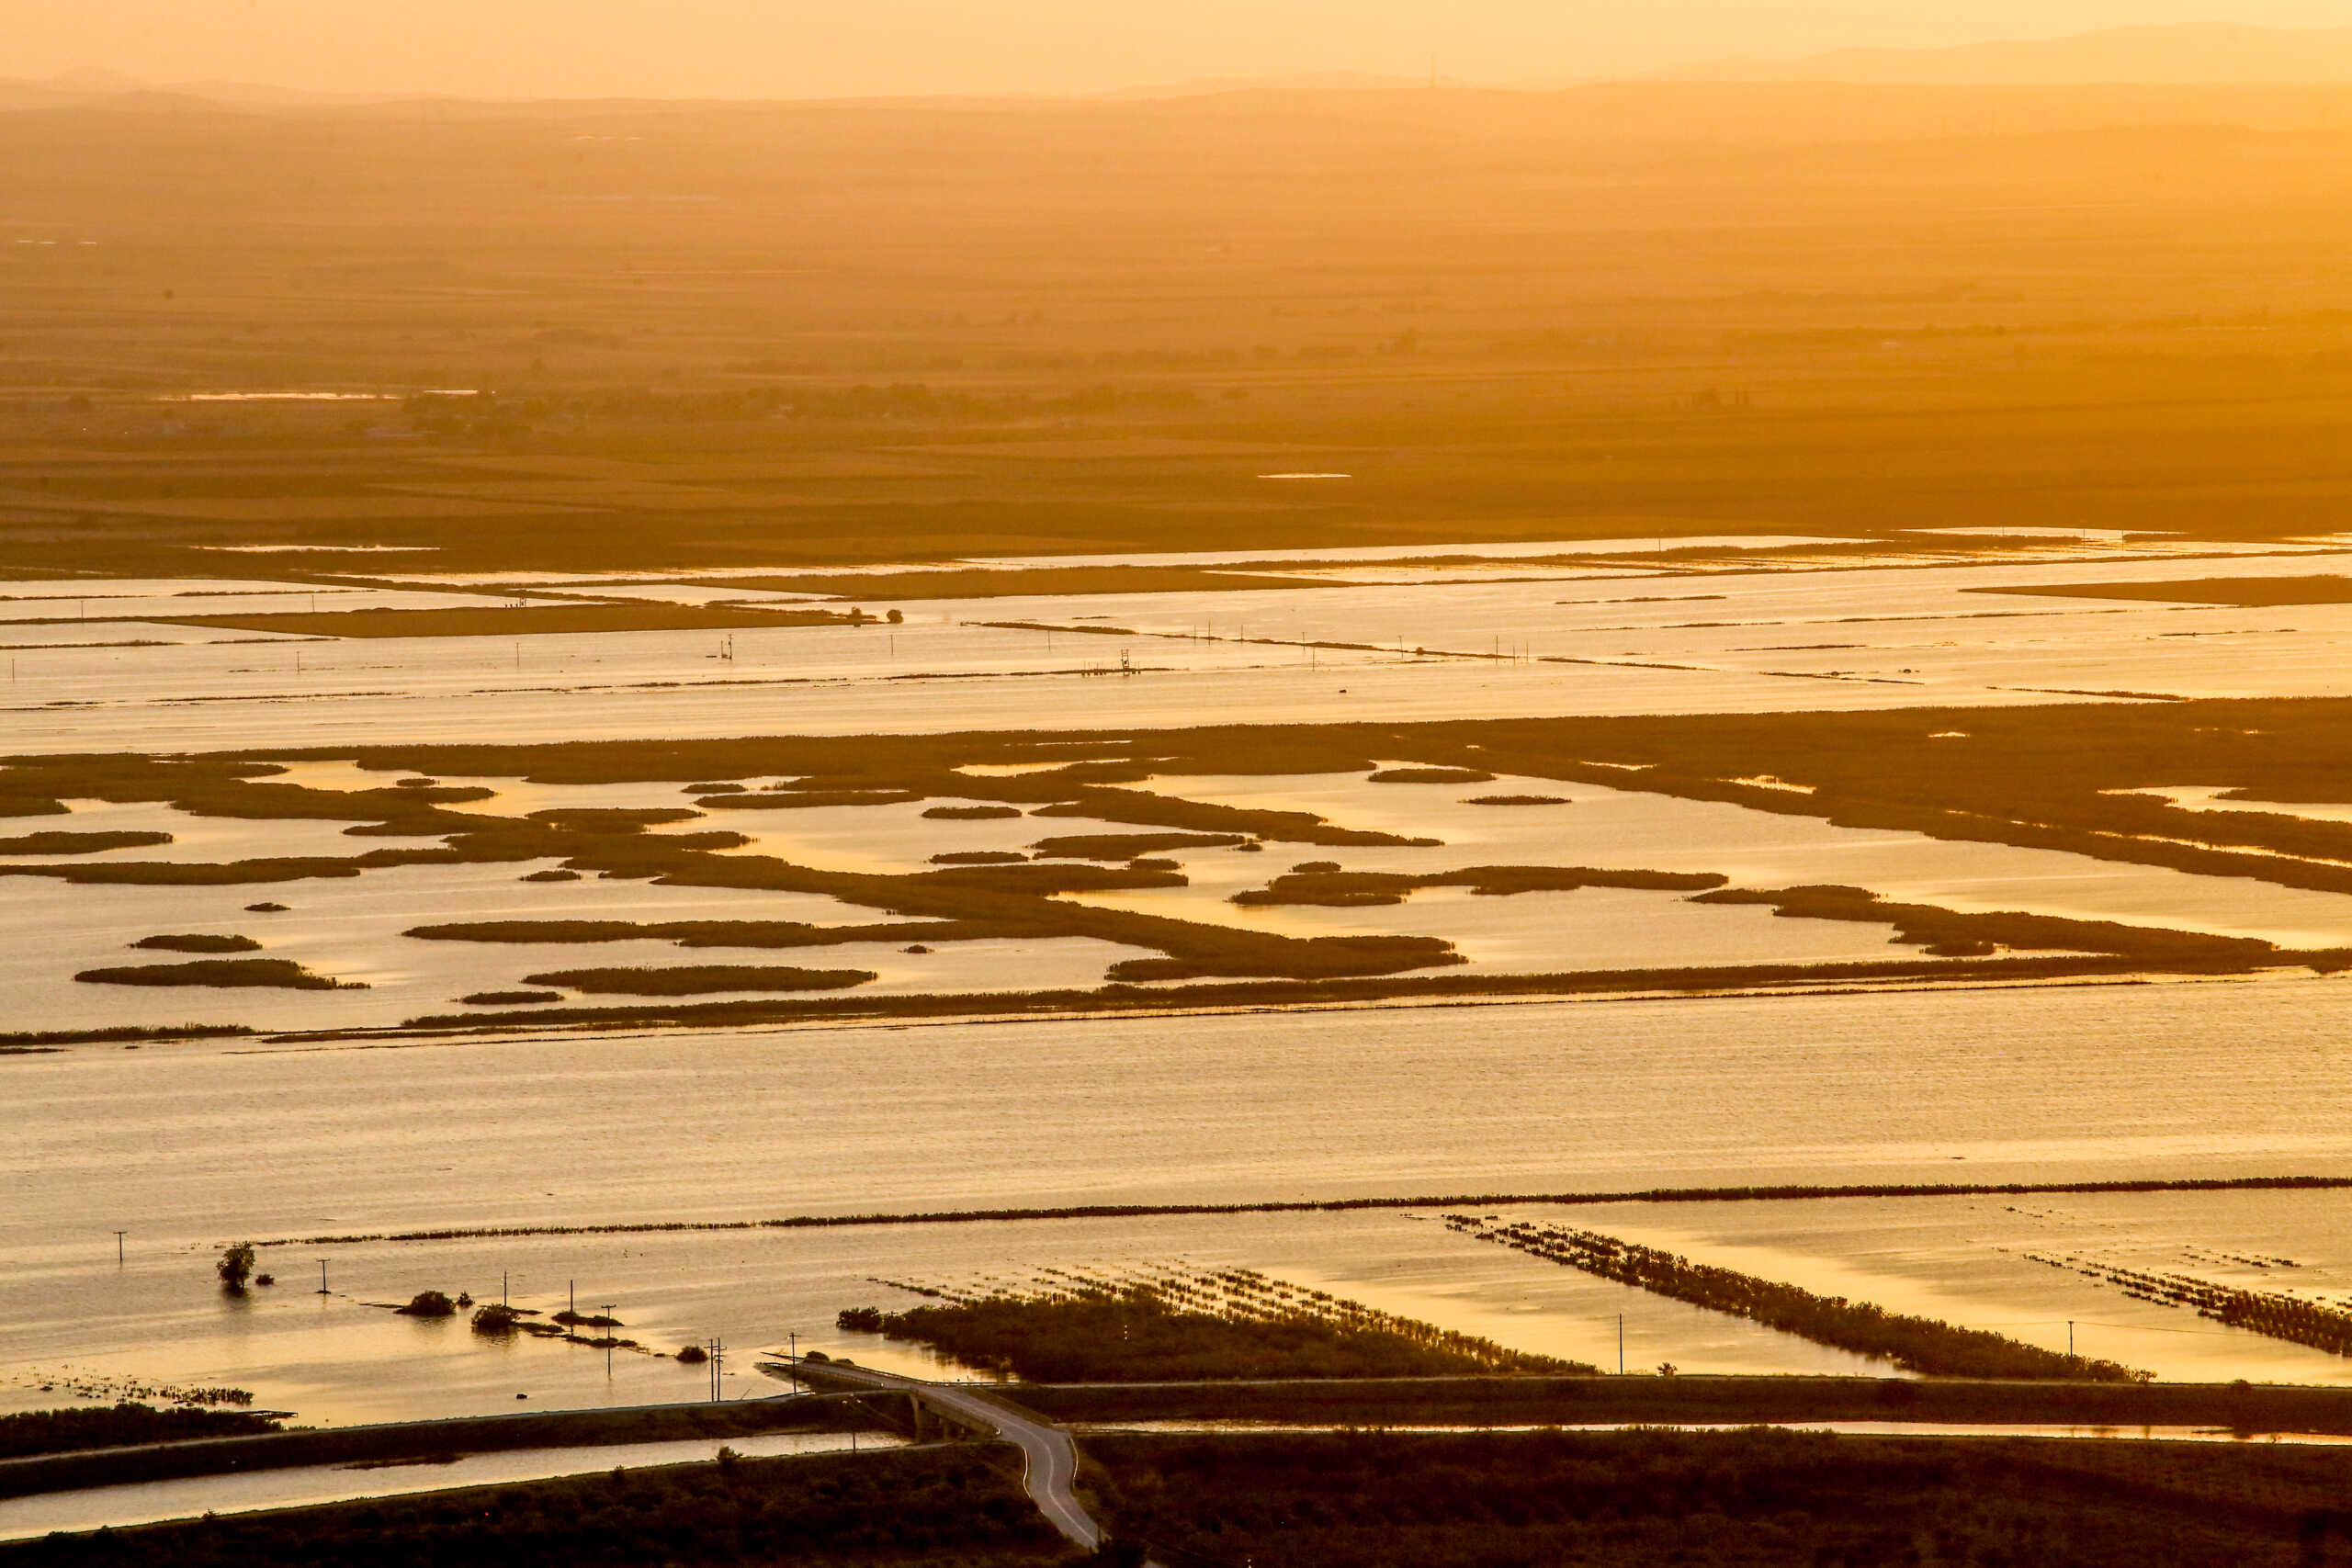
[216,1243,256,1293]
[471,1303,522,1336]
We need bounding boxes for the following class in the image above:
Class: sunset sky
[11,1,2350,98]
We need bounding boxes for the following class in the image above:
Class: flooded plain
[15,533,2352,1457]
[11,981,2352,1421]
[16,748,2352,1035]
[13,540,2352,752]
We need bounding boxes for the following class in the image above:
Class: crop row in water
[2021,1249,2352,1359]
[1449,1217,2146,1382]
[842,1264,1584,1382]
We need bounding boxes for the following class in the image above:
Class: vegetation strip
[392,951,2251,1032]
[838,1267,1585,1381]
[1450,1217,2145,1381]
[0,1024,254,1046]
[2022,1248,2352,1359]
[1233,864,1727,907]
[1009,1372,2352,1434]
[249,1175,2352,1248]
[0,1400,877,1503]
[0,1404,279,1464]
[0,1444,1060,1566]
[74,958,367,990]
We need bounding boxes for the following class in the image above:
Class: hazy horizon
[11,2,2352,100]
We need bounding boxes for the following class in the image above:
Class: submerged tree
[216,1243,256,1293]
[471,1303,522,1336]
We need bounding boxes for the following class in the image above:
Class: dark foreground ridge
[0,1444,1062,1568]
[1080,1427,2352,1568]
[254,1174,2352,1247]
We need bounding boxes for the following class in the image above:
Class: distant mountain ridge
[1656,23,2352,85]
[0,69,401,112]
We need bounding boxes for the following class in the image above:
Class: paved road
[805,1362,1102,1550]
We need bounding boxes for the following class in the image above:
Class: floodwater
[16,756,2352,1035]
[1119,771,2352,948]
[0,1427,899,1541]
[17,534,2352,1457]
[17,544,2352,751]
[12,981,2352,1419]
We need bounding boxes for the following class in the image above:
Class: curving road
[801,1361,1102,1550]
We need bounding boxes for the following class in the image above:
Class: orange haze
[10,4,2352,99]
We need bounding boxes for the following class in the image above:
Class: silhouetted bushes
[1693,884,2278,964]
[0,1404,278,1462]
[1028,832,1246,860]
[0,830,172,855]
[1234,864,1724,908]
[0,1024,254,1045]
[74,959,364,990]
[408,918,960,949]
[131,934,262,953]
[517,965,877,996]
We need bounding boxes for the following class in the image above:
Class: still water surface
[9,980,2352,1418]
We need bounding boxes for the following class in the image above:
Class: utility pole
[113,1231,127,1266]
[708,1337,725,1401]
[2068,1321,2075,1358]
[316,1259,329,1295]
[602,1305,617,1378]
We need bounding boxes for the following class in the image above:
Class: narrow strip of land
[252,1174,2352,1248]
